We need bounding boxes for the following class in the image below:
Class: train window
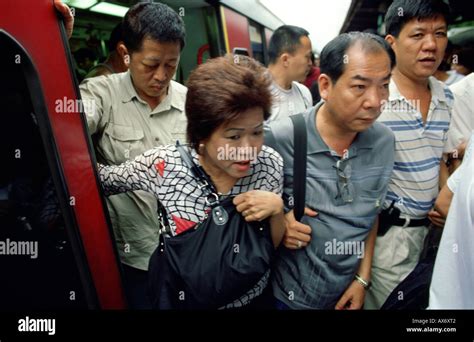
[232,47,250,56]
[0,32,88,309]
[248,21,265,64]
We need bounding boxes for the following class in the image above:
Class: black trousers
[122,263,152,310]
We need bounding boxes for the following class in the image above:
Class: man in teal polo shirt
[265,32,395,309]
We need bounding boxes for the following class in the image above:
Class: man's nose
[363,87,384,109]
[422,34,437,51]
[153,65,167,82]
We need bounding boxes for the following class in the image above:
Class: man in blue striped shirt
[365,0,454,309]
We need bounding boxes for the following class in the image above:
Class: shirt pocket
[358,185,385,216]
[103,123,146,163]
[171,114,187,143]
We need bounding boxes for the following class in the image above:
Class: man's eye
[353,85,366,90]
[412,33,423,39]
[228,135,240,140]
[253,131,263,136]
[436,31,447,38]
[144,62,158,67]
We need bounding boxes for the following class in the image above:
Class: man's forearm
[434,184,454,219]
[357,216,378,280]
[439,158,449,189]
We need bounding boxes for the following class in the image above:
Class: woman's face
[200,107,265,180]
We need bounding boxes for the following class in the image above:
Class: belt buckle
[402,217,411,228]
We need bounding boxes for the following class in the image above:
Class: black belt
[391,217,430,228]
[378,201,430,237]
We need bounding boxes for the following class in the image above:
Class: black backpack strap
[290,114,307,222]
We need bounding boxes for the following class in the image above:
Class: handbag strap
[290,114,307,222]
[176,142,216,194]
[158,142,220,236]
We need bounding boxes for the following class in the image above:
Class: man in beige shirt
[80,2,187,308]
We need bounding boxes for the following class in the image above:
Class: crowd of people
[55,0,473,310]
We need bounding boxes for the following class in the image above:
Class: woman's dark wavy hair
[186,55,272,152]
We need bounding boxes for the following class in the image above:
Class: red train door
[0,0,126,309]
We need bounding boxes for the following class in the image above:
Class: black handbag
[147,143,274,309]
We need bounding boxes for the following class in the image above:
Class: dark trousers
[274,298,291,310]
[122,263,151,309]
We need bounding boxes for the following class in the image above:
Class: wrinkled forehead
[401,15,448,32]
[341,45,392,80]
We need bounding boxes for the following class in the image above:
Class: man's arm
[428,157,457,228]
[448,140,467,174]
[434,184,454,219]
[335,217,377,310]
[439,158,449,189]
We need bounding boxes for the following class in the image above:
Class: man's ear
[117,42,130,65]
[280,53,290,67]
[385,35,396,48]
[318,74,332,101]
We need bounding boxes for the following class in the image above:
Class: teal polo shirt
[264,103,395,309]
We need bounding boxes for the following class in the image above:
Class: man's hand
[454,140,467,160]
[54,0,74,39]
[283,208,317,249]
[335,280,366,310]
[428,209,446,228]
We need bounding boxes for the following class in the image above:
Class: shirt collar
[167,80,185,112]
[121,70,140,103]
[307,102,331,154]
[388,76,448,105]
[428,76,448,106]
[307,102,374,156]
[121,72,185,113]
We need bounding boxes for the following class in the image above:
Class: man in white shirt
[266,25,313,122]
[444,73,474,160]
[429,132,474,309]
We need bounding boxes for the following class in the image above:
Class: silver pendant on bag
[212,205,228,226]
[206,193,228,226]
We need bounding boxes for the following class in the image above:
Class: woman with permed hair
[97,55,285,309]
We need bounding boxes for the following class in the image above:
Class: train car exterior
[0,0,285,310]
[0,0,126,309]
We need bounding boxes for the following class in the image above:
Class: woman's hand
[233,190,283,222]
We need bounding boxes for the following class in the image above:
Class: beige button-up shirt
[80,71,187,270]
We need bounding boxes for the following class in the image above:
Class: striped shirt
[378,77,453,218]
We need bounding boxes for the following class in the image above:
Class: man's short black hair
[122,2,185,54]
[385,0,451,37]
[108,22,123,52]
[320,32,395,84]
[268,25,309,64]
